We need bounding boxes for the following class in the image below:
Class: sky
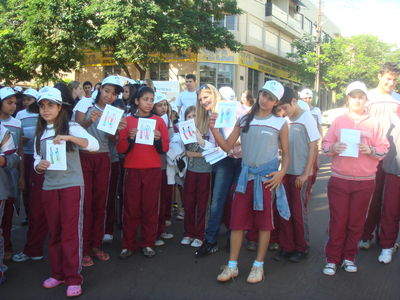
[312,0,400,47]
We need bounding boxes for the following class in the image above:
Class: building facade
[74,0,340,100]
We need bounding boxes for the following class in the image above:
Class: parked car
[322,107,347,126]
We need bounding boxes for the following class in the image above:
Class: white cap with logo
[154,92,168,104]
[101,75,125,94]
[261,80,284,100]
[37,87,63,104]
[346,81,368,96]
[23,88,39,100]
[300,88,313,99]
[219,86,236,101]
[0,87,16,101]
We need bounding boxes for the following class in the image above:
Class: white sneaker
[103,234,113,243]
[246,266,264,284]
[217,266,239,282]
[378,248,395,264]
[341,260,357,272]
[322,263,337,276]
[190,239,203,248]
[180,236,193,245]
[155,239,165,246]
[12,252,44,262]
[165,220,172,227]
[176,212,184,220]
[160,232,174,240]
[358,240,371,250]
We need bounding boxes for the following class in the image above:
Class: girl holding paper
[208,80,290,284]
[33,87,99,297]
[78,76,125,267]
[181,106,213,248]
[116,86,169,259]
[152,92,175,246]
[322,81,389,276]
[0,87,24,261]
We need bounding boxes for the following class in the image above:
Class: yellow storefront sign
[197,49,239,64]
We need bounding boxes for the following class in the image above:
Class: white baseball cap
[297,99,310,111]
[299,88,313,99]
[0,87,16,101]
[102,75,124,94]
[170,102,179,114]
[219,86,236,101]
[154,92,167,104]
[37,87,63,104]
[346,81,368,96]
[14,86,23,92]
[261,80,284,100]
[23,88,39,100]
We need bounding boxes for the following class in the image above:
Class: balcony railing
[265,2,303,34]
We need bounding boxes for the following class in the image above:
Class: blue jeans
[205,157,242,243]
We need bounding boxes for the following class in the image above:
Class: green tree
[87,0,242,79]
[289,34,399,99]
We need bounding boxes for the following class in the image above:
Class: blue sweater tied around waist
[235,157,290,221]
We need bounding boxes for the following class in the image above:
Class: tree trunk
[120,63,132,79]
[133,62,146,80]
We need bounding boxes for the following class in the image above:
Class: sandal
[92,248,110,261]
[43,277,65,289]
[142,247,156,258]
[66,285,82,297]
[82,255,94,267]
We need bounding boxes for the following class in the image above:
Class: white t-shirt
[310,106,322,125]
[72,97,94,121]
[176,90,197,121]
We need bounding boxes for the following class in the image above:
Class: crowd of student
[0,62,399,297]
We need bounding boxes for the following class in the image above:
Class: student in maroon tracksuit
[117,86,169,259]
[33,87,99,297]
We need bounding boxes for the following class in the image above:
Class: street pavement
[1,155,399,300]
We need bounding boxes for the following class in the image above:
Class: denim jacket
[235,157,290,221]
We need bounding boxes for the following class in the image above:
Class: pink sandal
[92,248,110,261]
[66,285,82,297]
[43,277,65,288]
[82,255,94,267]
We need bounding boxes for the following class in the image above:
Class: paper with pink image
[214,101,237,128]
[97,104,124,135]
[136,118,156,145]
[178,119,197,145]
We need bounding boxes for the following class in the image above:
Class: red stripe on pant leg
[105,162,119,235]
[183,171,197,238]
[122,169,142,251]
[193,173,211,240]
[139,168,161,248]
[59,186,83,286]
[325,177,351,264]
[379,174,400,249]
[2,198,14,253]
[343,180,375,261]
[361,162,385,241]
[42,189,64,281]
[24,172,47,257]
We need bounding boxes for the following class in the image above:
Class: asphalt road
[1,155,399,300]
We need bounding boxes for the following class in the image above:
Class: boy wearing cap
[359,62,400,251]
[322,81,388,275]
[0,87,24,261]
[176,74,197,122]
[274,86,320,263]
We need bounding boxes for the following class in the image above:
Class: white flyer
[96,104,124,135]
[214,101,237,128]
[136,118,156,145]
[178,119,197,145]
[339,128,361,158]
[202,147,227,165]
[46,140,67,171]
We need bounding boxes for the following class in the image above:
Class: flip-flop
[66,285,82,297]
[43,277,65,289]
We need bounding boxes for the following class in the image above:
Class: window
[280,38,292,55]
[200,63,234,89]
[104,66,121,78]
[248,68,260,98]
[212,15,238,31]
[249,22,263,41]
[150,63,169,81]
[265,31,279,49]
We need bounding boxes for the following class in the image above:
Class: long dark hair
[27,100,39,114]
[131,85,154,116]
[35,83,75,154]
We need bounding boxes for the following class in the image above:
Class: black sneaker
[194,241,218,257]
[273,250,293,262]
[289,251,308,263]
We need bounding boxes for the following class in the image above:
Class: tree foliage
[0,0,242,83]
[289,34,400,98]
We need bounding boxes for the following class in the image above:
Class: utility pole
[314,0,322,105]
